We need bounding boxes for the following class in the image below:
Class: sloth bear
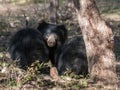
[55,36,88,76]
[8,28,49,69]
[37,21,67,66]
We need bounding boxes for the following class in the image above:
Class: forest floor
[0,0,120,90]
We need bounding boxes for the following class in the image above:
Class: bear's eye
[46,34,50,38]
[43,33,49,39]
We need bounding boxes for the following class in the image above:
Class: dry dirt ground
[0,1,120,90]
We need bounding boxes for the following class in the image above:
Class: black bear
[55,36,88,76]
[37,21,67,66]
[8,28,49,69]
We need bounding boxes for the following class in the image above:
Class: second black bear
[8,28,49,69]
[55,36,88,76]
[37,21,68,66]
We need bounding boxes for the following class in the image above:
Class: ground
[0,0,120,89]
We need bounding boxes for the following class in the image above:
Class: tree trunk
[49,0,59,23]
[73,0,118,87]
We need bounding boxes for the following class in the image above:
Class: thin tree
[72,0,118,88]
[49,0,59,23]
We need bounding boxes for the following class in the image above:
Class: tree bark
[73,0,118,87]
[49,0,59,23]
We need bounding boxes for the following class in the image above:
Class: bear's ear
[58,24,68,32]
[58,24,66,29]
[37,20,48,30]
[58,24,68,39]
